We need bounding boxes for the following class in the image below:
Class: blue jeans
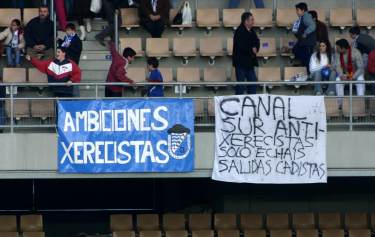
[228,0,265,8]
[235,67,257,95]
[6,47,21,66]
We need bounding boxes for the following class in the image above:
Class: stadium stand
[214,213,237,230]
[120,8,140,32]
[266,213,290,230]
[136,214,160,230]
[110,214,134,231]
[189,214,212,230]
[162,214,186,231]
[240,214,264,230]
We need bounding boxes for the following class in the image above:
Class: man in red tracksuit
[26,47,81,97]
[105,42,136,97]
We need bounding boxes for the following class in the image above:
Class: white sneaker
[79,25,86,41]
[85,19,92,33]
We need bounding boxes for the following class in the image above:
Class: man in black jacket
[58,23,83,65]
[233,12,260,95]
[25,5,54,59]
[95,0,122,46]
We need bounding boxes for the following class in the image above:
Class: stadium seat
[318,213,342,229]
[28,68,47,83]
[348,229,371,237]
[189,214,212,230]
[196,8,221,32]
[120,8,140,31]
[214,214,237,230]
[345,212,368,229]
[207,99,215,117]
[0,216,17,232]
[204,68,227,88]
[195,99,205,118]
[292,213,315,229]
[30,100,55,119]
[0,232,19,237]
[325,98,340,118]
[258,37,277,60]
[3,68,27,83]
[276,8,296,30]
[137,214,160,231]
[192,230,214,237]
[165,230,188,237]
[244,230,266,237]
[330,8,353,30]
[295,229,318,237]
[23,8,39,25]
[270,230,292,237]
[110,214,134,231]
[217,230,240,237]
[120,38,144,57]
[162,214,185,230]
[322,229,344,237]
[199,37,224,64]
[159,68,174,85]
[284,67,307,81]
[266,213,290,230]
[5,100,30,119]
[170,9,193,33]
[0,9,21,27]
[251,8,273,30]
[113,231,136,237]
[20,215,43,232]
[240,214,264,230]
[223,8,245,29]
[342,98,366,117]
[177,67,200,86]
[356,9,375,29]
[258,67,281,88]
[146,38,170,58]
[139,231,162,237]
[227,38,233,56]
[127,68,146,83]
[22,232,45,237]
[173,38,197,63]
[280,37,296,58]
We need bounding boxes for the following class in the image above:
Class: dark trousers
[293,44,314,73]
[368,74,375,95]
[74,0,93,25]
[235,67,257,95]
[105,87,122,97]
[143,20,165,38]
[96,0,122,40]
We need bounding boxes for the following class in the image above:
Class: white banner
[212,94,327,184]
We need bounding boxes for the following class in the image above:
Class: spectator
[139,0,171,38]
[335,39,365,100]
[228,0,265,8]
[309,40,336,95]
[95,0,122,46]
[349,26,375,66]
[309,10,329,43]
[105,43,136,97]
[25,47,81,97]
[25,5,54,59]
[367,51,375,95]
[145,57,164,97]
[73,0,93,41]
[55,0,68,30]
[292,2,316,71]
[0,19,25,67]
[57,23,82,65]
[232,12,260,95]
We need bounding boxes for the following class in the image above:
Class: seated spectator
[349,26,375,66]
[145,57,164,97]
[309,10,329,43]
[25,47,81,97]
[292,2,316,72]
[25,5,54,59]
[0,19,25,67]
[334,39,365,101]
[309,40,336,95]
[139,0,171,38]
[105,43,136,97]
[57,23,82,65]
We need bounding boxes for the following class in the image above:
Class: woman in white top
[309,40,336,95]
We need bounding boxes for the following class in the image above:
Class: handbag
[173,12,183,25]
[181,1,192,25]
[90,0,102,14]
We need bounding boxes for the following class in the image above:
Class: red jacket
[368,50,375,74]
[106,43,134,92]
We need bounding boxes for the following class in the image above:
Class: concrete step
[81,70,107,82]
[82,40,108,51]
[79,60,111,70]
[81,51,111,60]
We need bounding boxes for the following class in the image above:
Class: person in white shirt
[309,40,336,95]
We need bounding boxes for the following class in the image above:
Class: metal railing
[1,80,375,133]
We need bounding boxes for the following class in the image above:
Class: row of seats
[109,213,375,231]
[0,214,44,237]
[0,8,38,27]
[121,8,375,32]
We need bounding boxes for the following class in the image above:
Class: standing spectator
[309,10,329,43]
[349,26,375,67]
[0,19,25,67]
[145,57,164,97]
[232,12,260,95]
[25,5,54,59]
[139,0,171,38]
[367,51,375,95]
[73,0,93,41]
[55,0,68,30]
[228,0,265,8]
[309,40,336,95]
[105,43,136,97]
[25,47,81,97]
[57,23,82,65]
[95,0,122,46]
[292,2,316,71]
[335,39,365,100]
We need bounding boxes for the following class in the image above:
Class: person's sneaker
[95,35,105,46]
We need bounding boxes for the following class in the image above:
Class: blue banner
[57,99,195,173]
